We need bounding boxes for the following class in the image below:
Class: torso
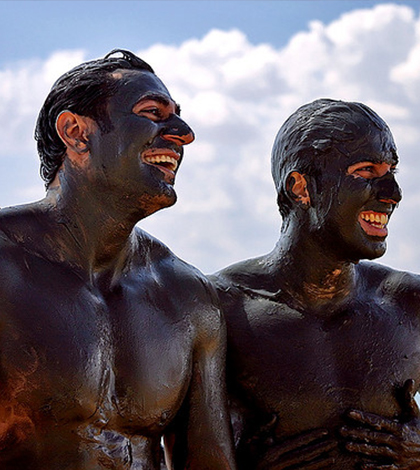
[213,260,420,469]
[0,219,206,469]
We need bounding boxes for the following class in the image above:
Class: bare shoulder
[209,255,272,314]
[0,208,29,263]
[134,228,224,341]
[0,210,36,316]
[210,255,269,292]
[0,203,42,248]
[134,227,216,295]
[358,261,420,310]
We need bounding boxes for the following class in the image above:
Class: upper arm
[164,279,236,470]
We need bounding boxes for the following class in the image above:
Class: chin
[161,184,177,207]
[351,239,387,262]
[366,243,387,260]
[138,188,177,218]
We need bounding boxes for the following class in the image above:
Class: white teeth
[143,155,178,171]
[361,212,389,227]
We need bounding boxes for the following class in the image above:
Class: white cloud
[1,4,420,275]
[0,50,86,161]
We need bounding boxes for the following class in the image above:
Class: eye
[132,97,178,122]
[355,166,374,175]
[348,164,375,178]
[347,161,397,179]
[137,107,163,120]
[132,99,171,121]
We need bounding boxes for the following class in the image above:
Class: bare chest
[0,266,195,439]
[227,295,420,433]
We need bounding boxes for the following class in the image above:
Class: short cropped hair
[35,49,154,187]
[271,98,397,218]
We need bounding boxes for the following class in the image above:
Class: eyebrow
[135,92,181,115]
[361,151,400,165]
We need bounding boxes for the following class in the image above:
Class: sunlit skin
[211,101,420,469]
[0,66,236,469]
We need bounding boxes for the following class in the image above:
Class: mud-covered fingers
[345,441,398,459]
[361,462,419,470]
[275,428,330,455]
[261,429,330,465]
[348,410,401,434]
[299,456,336,470]
[361,464,399,470]
[270,439,337,470]
[271,455,336,470]
[341,426,400,447]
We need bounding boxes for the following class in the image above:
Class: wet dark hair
[271,98,397,217]
[35,49,155,187]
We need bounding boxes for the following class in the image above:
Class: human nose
[374,172,402,204]
[160,115,195,146]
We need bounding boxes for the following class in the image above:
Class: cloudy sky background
[1,0,420,275]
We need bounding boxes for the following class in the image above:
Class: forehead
[327,126,398,170]
[109,69,175,109]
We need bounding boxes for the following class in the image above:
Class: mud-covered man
[212,99,420,469]
[0,50,236,469]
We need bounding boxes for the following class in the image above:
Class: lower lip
[143,160,176,183]
[358,216,388,237]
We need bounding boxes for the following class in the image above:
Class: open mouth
[141,149,180,179]
[359,211,389,237]
[143,154,178,172]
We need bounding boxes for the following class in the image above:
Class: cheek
[123,117,158,145]
[98,118,159,159]
[320,178,372,230]
[337,178,372,208]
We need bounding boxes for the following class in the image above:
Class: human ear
[287,171,311,207]
[55,111,96,155]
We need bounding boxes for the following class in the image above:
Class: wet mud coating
[0,50,236,469]
[211,99,420,469]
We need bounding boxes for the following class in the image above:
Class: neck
[267,214,356,311]
[42,171,145,278]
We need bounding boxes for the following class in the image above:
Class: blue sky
[1,1,420,274]
[2,1,418,64]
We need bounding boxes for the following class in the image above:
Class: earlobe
[55,111,95,155]
[287,171,311,207]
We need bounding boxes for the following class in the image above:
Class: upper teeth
[143,155,178,170]
[361,212,388,226]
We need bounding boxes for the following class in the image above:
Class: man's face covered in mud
[86,69,194,217]
[306,120,402,263]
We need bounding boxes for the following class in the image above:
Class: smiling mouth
[359,211,389,237]
[141,149,180,180]
[143,154,178,172]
